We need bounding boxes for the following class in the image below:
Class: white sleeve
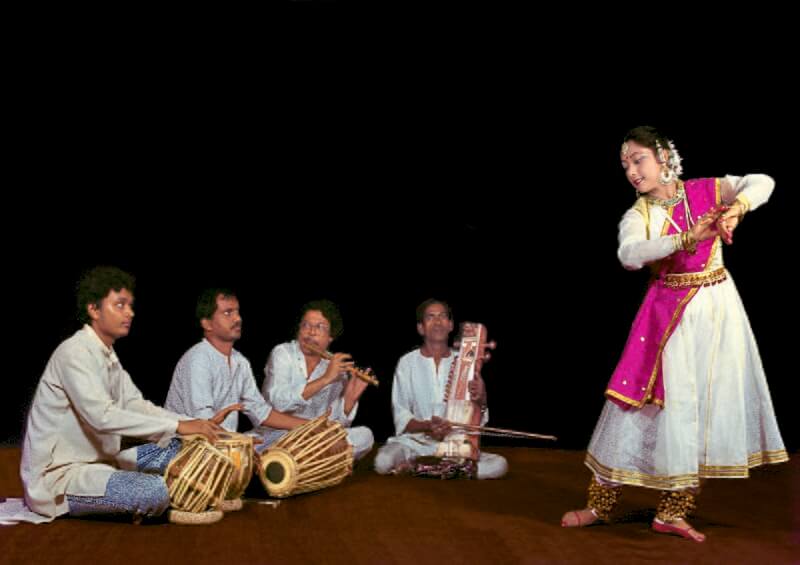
[60,350,178,443]
[263,346,311,413]
[239,361,272,427]
[391,358,415,436]
[331,393,357,427]
[163,355,218,421]
[617,209,676,271]
[722,174,774,212]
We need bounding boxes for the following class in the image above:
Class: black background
[3,41,796,454]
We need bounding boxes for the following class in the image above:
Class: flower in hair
[655,139,683,176]
[666,139,683,176]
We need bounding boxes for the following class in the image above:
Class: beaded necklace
[647,180,694,229]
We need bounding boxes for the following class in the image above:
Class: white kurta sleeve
[330,390,357,427]
[722,174,775,212]
[59,350,178,442]
[263,346,311,413]
[617,208,676,271]
[391,358,415,436]
[240,362,272,427]
[168,355,220,421]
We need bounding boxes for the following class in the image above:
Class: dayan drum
[258,416,353,498]
[213,431,255,511]
[165,436,234,525]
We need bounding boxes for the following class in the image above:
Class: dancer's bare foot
[561,508,600,527]
[652,517,705,542]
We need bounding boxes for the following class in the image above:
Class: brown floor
[1,446,797,565]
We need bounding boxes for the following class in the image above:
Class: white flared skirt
[586,274,788,490]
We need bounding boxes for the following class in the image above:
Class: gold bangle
[672,234,683,253]
[735,194,751,216]
[720,202,744,225]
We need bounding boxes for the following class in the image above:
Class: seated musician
[5,267,222,524]
[373,299,508,479]
[165,288,307,435]
[254,300,374,460]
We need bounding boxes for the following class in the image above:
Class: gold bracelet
[719,202,745,227]
[672,234,683,253]
[735,194,751,216]
[733,201,746,220]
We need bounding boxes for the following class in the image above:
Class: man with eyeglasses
[165,288,307,439]
[256,299,374,460]
[373,298,508,479]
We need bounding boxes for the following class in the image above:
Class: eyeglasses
[300,321,330,333]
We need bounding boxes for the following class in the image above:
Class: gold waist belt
[663,267,727,289]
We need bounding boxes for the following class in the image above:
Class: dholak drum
[214,431,254,511]
[165,436,234,525]
[258,416,353,498]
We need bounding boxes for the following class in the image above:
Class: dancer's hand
[690,206,724,242]
[717,203,744,245]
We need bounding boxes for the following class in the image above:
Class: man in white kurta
[166,338,272,432]
[165,289,307,434]
[374,300,507,479]
[255,301,374,460]
[22,325,183,520]
[3,267,220,524]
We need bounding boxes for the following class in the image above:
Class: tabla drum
[257,416,353,498]
[165,436,234,524]
[214,431,254,511]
